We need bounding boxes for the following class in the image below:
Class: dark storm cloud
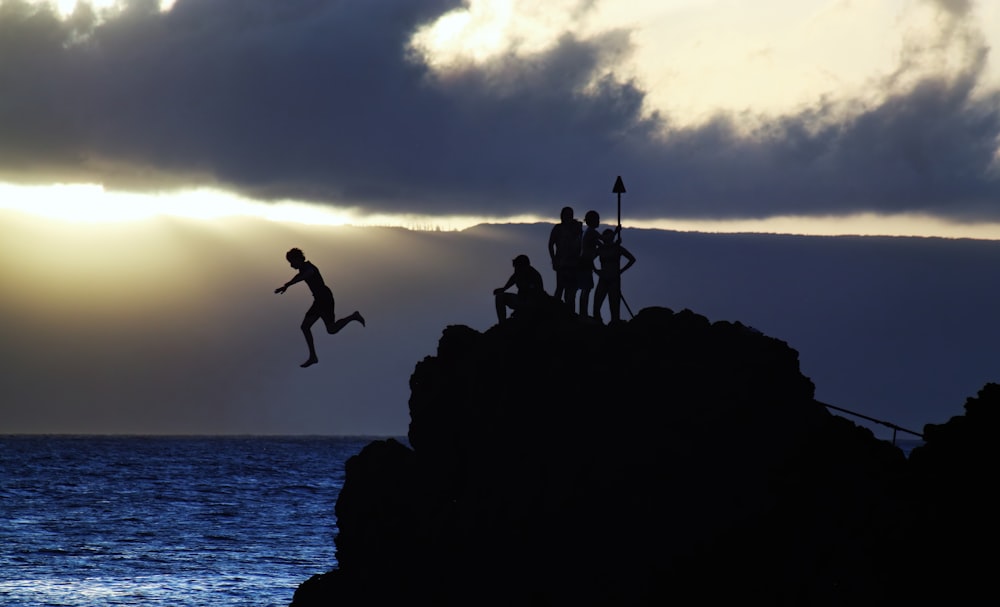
[656,59,1000,219]
[0,0,998,219]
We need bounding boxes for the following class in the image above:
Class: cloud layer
[1,0,998,220]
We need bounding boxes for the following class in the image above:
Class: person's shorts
[557,267,579,290]
[305,288,337,327]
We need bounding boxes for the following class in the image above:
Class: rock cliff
[290,305,999,605]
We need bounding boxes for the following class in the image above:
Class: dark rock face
[291,306,997,605]
[897,383,1000,604]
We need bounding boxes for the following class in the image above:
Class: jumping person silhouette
[275,248,365,367]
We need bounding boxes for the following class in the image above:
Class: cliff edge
[291,305,998,605]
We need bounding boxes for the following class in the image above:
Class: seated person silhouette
[275,248,365,367]
[493,254,545,323]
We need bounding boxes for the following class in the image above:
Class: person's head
[584,210,599,227]
[601,228,615,243]
[286,248,306,268]
[512,254,531,269]
[560,206,574,222]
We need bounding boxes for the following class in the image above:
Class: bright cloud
[411,0,1000,127]
[35,0,175,17]
[410,0,592,67]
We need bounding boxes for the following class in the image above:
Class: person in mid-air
[493,254,545,323]
[275,248,365,368]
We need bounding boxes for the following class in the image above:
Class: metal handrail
[816,400,924,443]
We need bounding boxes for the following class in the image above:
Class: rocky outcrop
[291,305,998,605]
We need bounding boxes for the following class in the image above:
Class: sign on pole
[612,176,626,234]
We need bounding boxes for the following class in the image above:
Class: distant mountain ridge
[287,303,1000,604]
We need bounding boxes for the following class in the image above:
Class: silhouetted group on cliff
[494,206,636,325]
[276,207,636,366]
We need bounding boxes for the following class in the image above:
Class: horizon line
[3,182,1000,241]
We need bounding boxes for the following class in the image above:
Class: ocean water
[0,436,378,607]
[1,434,922,606]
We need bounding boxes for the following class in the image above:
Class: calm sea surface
[0,436,380,607]
[1,435,921,606]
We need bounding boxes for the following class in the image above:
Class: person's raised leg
[326,311,366,334]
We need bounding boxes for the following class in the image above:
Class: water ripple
[0,436,377,607]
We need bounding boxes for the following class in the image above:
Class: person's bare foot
[300,357,318,368]
[353,311,366,327]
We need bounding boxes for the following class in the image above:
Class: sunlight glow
[57,0,112,15]
[633,213,1000,241]
[50,0,118,16]
[5,183,1000,240]
[0,183,546,231]
[31,0,176,18]
[0,184,357,226]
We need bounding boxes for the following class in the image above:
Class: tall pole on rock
[611,176,634,319]
[613,175,625,238]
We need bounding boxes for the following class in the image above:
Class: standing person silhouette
[548,206,582,307]
[493,254,545,323]
[593,229,635,324]
[578,210,602,317]
[275,248,365,367]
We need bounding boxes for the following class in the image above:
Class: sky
[2,0,1000,436]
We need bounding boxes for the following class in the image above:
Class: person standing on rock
[548,206,582,307]
[275,248,365,367]
[593,229,635,324]
[578,210,602,317]
[493,254,545,323]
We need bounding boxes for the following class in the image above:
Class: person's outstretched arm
[275,265,316,294]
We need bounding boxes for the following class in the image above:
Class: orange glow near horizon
[634,214,1000,241]
[3,182,1000,240]
[0,183,550,231]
